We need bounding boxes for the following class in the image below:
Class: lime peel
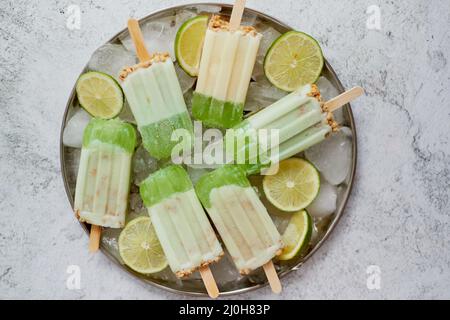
[175,15,209,76]
[118,217,168,274]
[263,158,320,212]
[279,210,312,260]
[264,31,324,92]
[76,71,124,119]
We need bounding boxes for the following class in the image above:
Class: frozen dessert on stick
[192,86,363,292]
[270,86,364,162]
[227,85,364,172]
[74,119,137,252]
[140,165,223,298]
[192,0,262,128]
[195,165,283,294]
[120,19,193,160]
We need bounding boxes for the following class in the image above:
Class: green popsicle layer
[140,112,193,160]
[83,118,137,153]
[140,165,193,208]
[192,92,244,129]
[195,165,251,208]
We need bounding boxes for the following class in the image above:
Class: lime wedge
[175,15,209,76]
[263,158,320,212]
[118,217,168,274]
[279,210,312,260]
[76,71,124,119]
[264,31,324,92]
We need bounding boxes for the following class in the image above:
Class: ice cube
[63,108,92,148]
[101,228,124,264]
[305,128,353,185]
[118,101,136,124]
[272,213,291,234]
[128,192,145,216]
[241,13,259,26]
[309,223,320,246]
[258,26,281,59]
[174,9,197,27]
[150,267,178,283]
[175,62,196,93]
[252,186,262,198]
[314,216,332,243]
[88,44,137,80]
[184,88,194,116]
[306,181,337,218]
[187,166,210,185]
[251,26,281,82]
[251,59,266,82]
[65,148,81,194]
[210,253,243,285]
[120,16,176,59]
[316,76,340,101]
[340,126,353,138]
[191,4,221,14]
[132,145,159,185]
[120,11,196,61]
[316,76,345,124]
[245,82,287,112]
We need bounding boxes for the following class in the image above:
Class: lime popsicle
[259,86,365,167]
[140,165,223,297]
[74,118,136,250]
[120,20,193,160]
[192,8,262,128]
[196,165,283,292]
[225,84,327,168]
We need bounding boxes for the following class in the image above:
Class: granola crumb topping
[307,84,322,102]
[119,52,170,81]
[209,15,258,36]
[240,268,252,275]
[323,110,339,132]
[174,252,224,278]
[308,84,340,132]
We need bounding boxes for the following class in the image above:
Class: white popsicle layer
[122,59,187,127]
[207,185,282,274]
[196,29,262,104]
[75,142,132,228]
[148,189,223,277]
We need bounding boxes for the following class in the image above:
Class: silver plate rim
[59,2,357,297]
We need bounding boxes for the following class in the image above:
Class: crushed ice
[305,128,353,185]
[63,108,92,148]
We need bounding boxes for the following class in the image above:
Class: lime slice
[76,71,124,119]
[263,158,320,212]
[264,31,324,92]
[175,15,208,76]
[279,210,312,260]
[118,217,168,274]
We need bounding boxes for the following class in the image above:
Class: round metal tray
[60,2,357,297]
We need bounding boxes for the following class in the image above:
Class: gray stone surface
[0,0,449,299]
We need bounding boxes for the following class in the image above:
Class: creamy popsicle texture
[140,165,224,278]
[192,15,262,129]
[274,122,332,164]
[121,54,193,160]
[223,84,335,172]
[195,166,283,274]
[75,118,137,228]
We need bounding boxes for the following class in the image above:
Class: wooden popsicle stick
[324,86,364,113]
[263,261,282,294]
[89,225,102,253]
[229,0,247,31]
[127,19,152,62]
[199,266,220,298]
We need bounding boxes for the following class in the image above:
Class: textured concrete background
[0,0,449,299]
